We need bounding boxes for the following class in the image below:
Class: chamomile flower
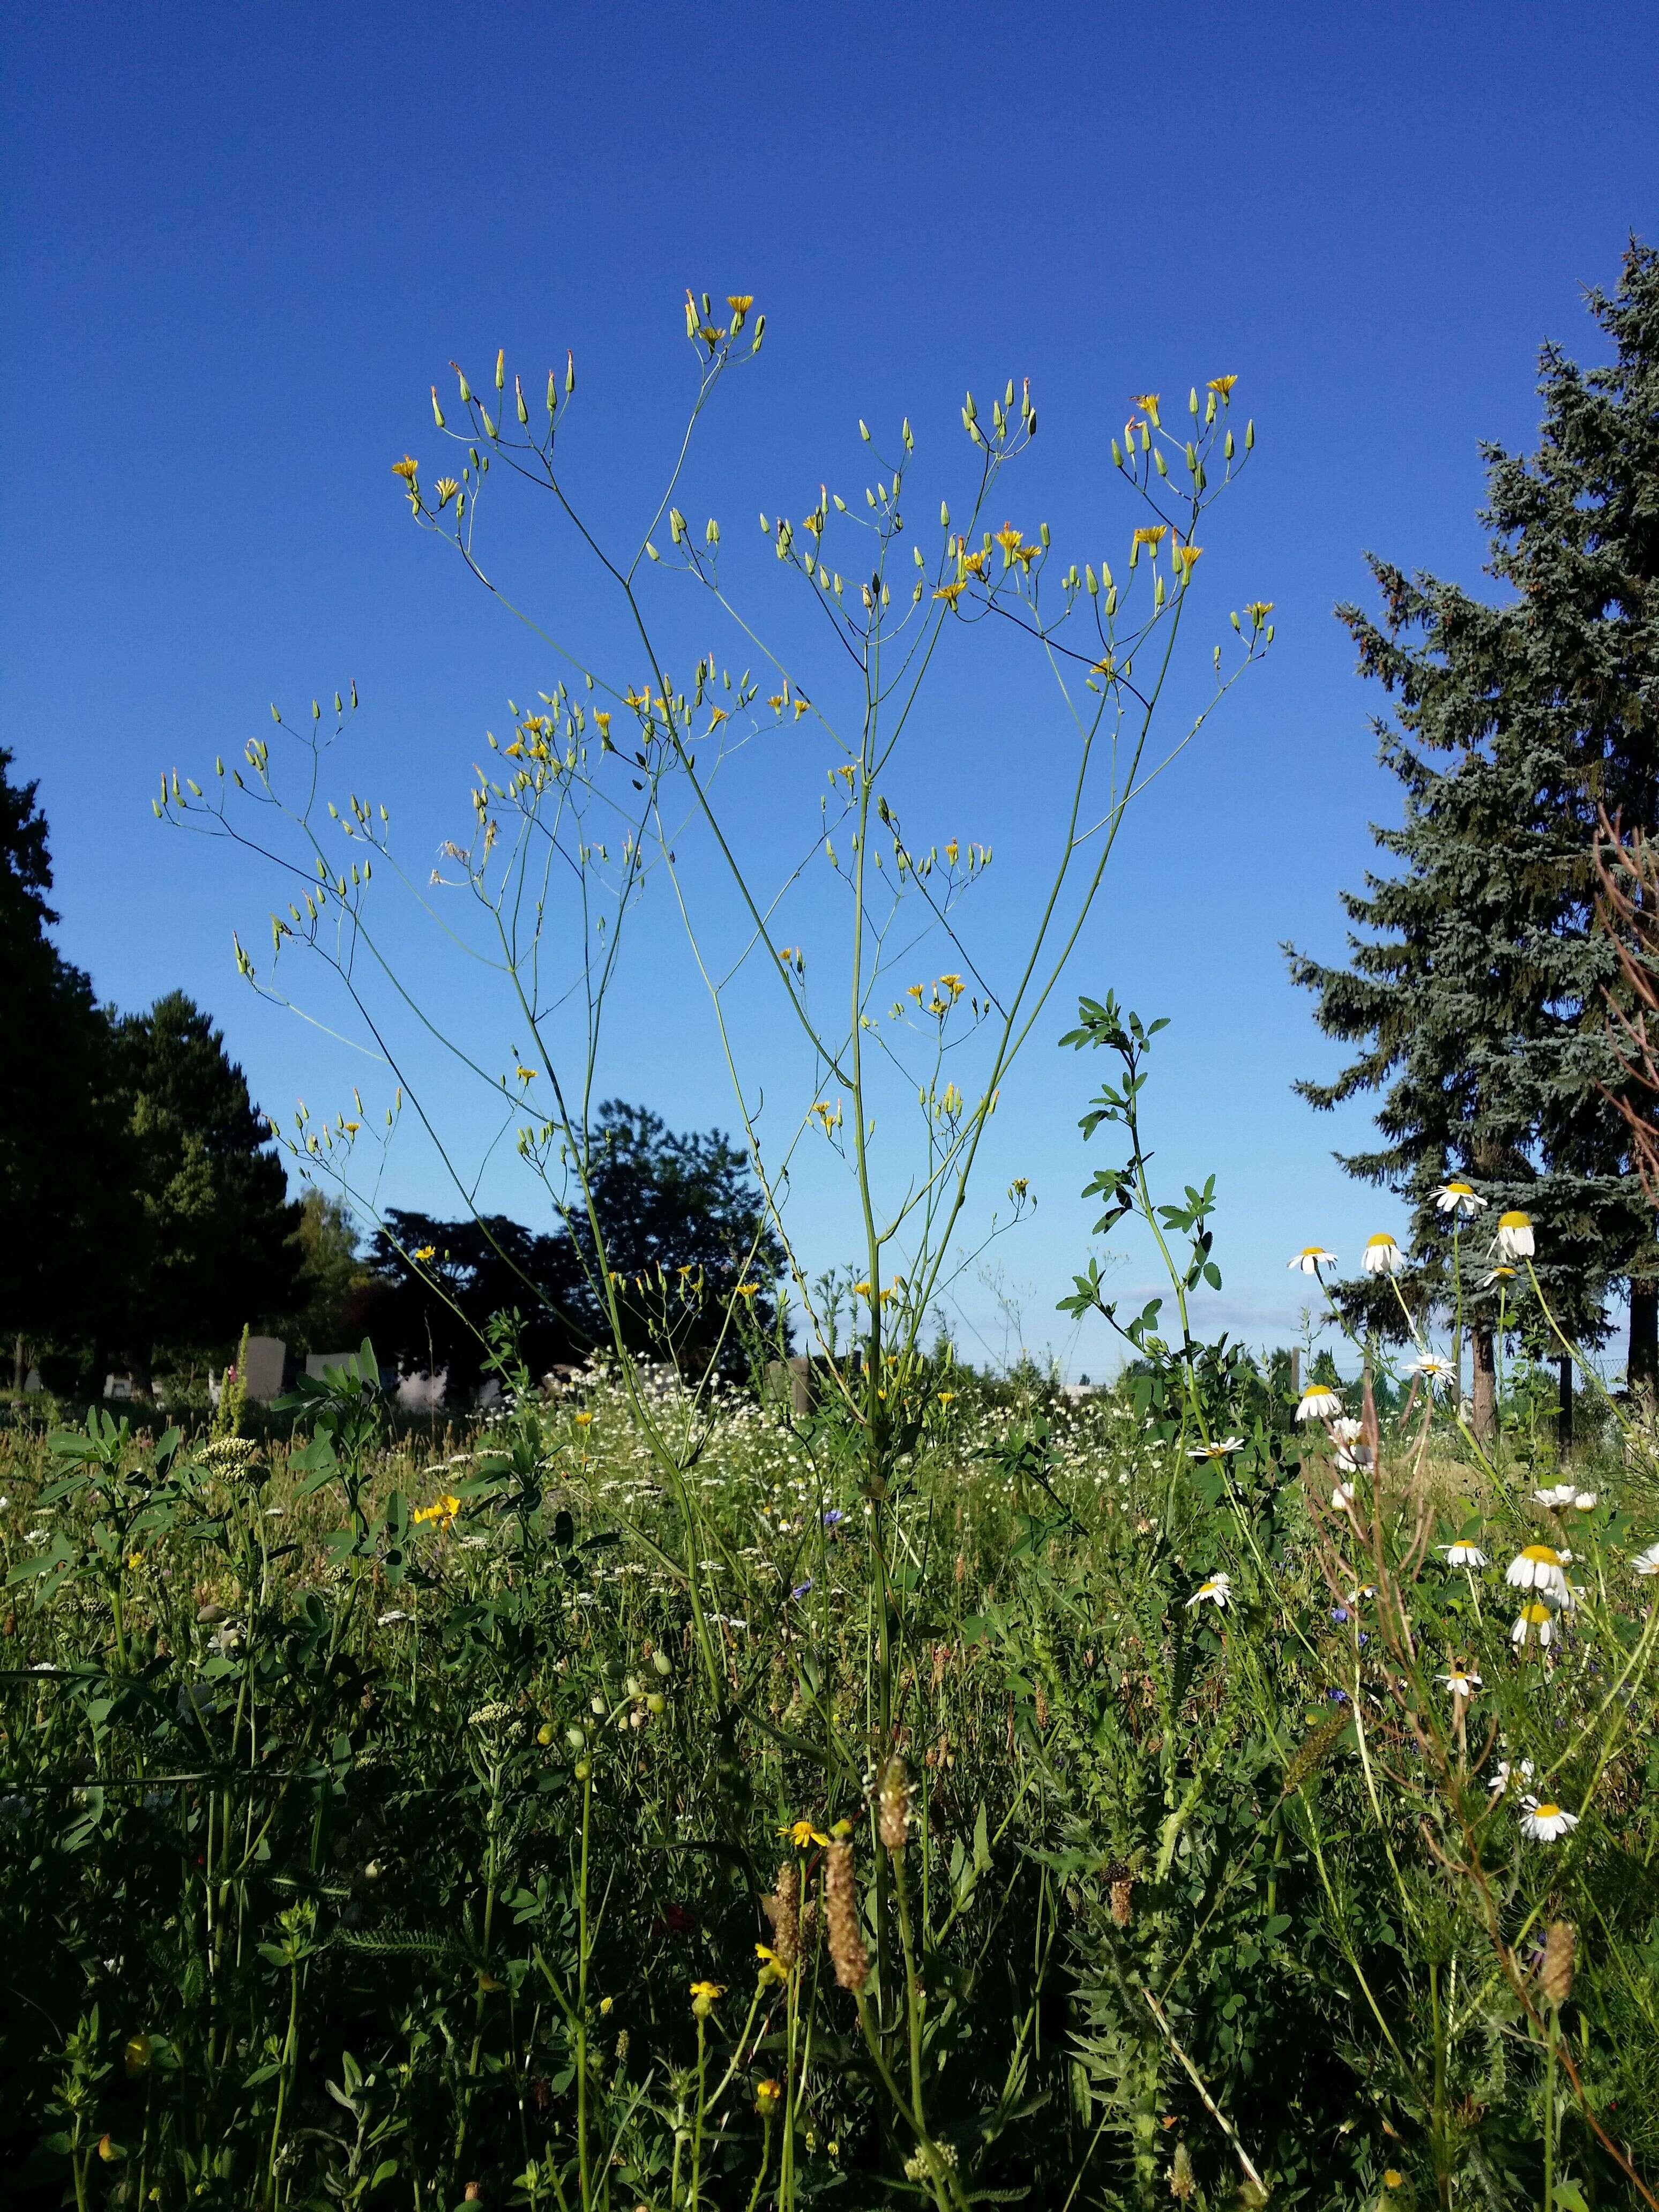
[1436,1664,1482,1700]
[1332,1481,1356,1512]
[1519,1798,1579,1843]
[1481,1264,1518,1290]
[1433,1180,1486,1216]
[1494,1209,1535,1260]
[1288,1246,1336,1275]
[1184,1573,1231,1610]
[1533,1484,1578,1508]
[1362,1232,1402,1275]
[1408,1352,1455,1380]
[1186,1436,1244,1460]
[1440,1541,1488,1568]
[1511,1601,1558,1647]
[1506,1545,1570,1603]
[1296,1382,1343,1422]
[1571,1491,1598,1511]
[1633,1541,1659,1576]
[1490,1757,1535,1793]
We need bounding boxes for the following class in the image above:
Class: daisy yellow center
[1534,1802,1561,1819]
[1521,1545,1561,1566]
[1521,1603,1551,1623]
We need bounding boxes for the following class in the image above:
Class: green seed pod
[1154,449,1168,477]
[431,385,445,428]
[481,409,497,439]
[1245,418,1254,450]
[495,348,505,392]
[940,500,950,528]
[565,350,576,397]
[1039,521,1050,547]
[455,366,472,402]
[547,369,558,414]
[515,376,528,425]
[859,417,870,440]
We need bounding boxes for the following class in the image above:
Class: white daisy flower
[1362,1232,1402,1275]
[1494,1209,1535,1260]
[1633,1541,1659,1576]
[1571,1491,1598,1511]
[1440,1541,1488,1568]
[1288,1246,1336,1275]
[1184,1573,1231,1610]
[1436,1665,1482,1700]
[1330,1416,1363,1444]
[1186,1437,1245,1460]
[1519,1798,1579,1842]
[1296,1382,1343,1422]
[1408,1352,1455,1380]
[1481,1264,1518,1290]
[1490,1756,1534,1793]
[1533,1484,1578,1508]
[1511,1601,1558,1647]
[1345,1584,1376,1603]
[1506,1545,1570,1603]
[1433,1180,1486,1216]
[1332,1482,1356,1512]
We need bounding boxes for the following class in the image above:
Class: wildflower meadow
[5,287,1659,2212]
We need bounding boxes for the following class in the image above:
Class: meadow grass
[2,1355,1656,2211]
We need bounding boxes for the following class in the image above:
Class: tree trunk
[1470,1323,1497,1446]
[12,1333,23,1395]
[1557,1356,1574,1453]
[1629,1280,1658,1399]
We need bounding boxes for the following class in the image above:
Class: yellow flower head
[594,709,612,735]
[994,521,1026,566]
[391,455,419,482]
[782,1817,829,1848]
[573,1410,594,1428]
[1172,543,1204,579]
[414,1244,436,1261]
[1129,392,1162,425]
[937,1389,956,1404]
[1207,375,1239,397]
[736,1281,759,1300]
[727,295,754,315]
[413,1492,461,1530]
[1132,525,1168,551]
[434,477,460,507]
[933,580,966,605]
[690,1978,725,2017]
[755,2076,783,2114]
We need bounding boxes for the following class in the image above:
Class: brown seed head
[825,1841,870,1991]
[762,1863,801,1968]
[1169,2140,1196,2201]
[1540,1920,1575,2008]
[878,1757,912,1853]
[1110,1876,1134,1929]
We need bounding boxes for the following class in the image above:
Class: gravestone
[305,1350,358,1383]
[396,1367,447,1413]
[242,1335,287,1403]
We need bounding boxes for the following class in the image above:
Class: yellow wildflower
[573,1410,594,1428]
[1132,525,1168,551]
[413,1244,436,1261]
[782,1817,830,1848]
[994,521,1025,565]
[727,294,754,314]
[1129,392,1161,425]
[413,1493,461,1530]
[1172,542,1204,580]
[1207,375,1239,397]
[391,455,419,482]
[933,580,965,605]
[736,1281,759,1300]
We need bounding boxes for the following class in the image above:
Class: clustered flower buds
[825,1841,869,1992]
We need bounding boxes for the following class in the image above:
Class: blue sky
[5,3,1657,1373]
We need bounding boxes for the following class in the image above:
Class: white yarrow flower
[1362,1232,1402,1275]
[1288,1246,1337,1275]
[1433,1180,1486,1216]
[1519,1798,1579,1842]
